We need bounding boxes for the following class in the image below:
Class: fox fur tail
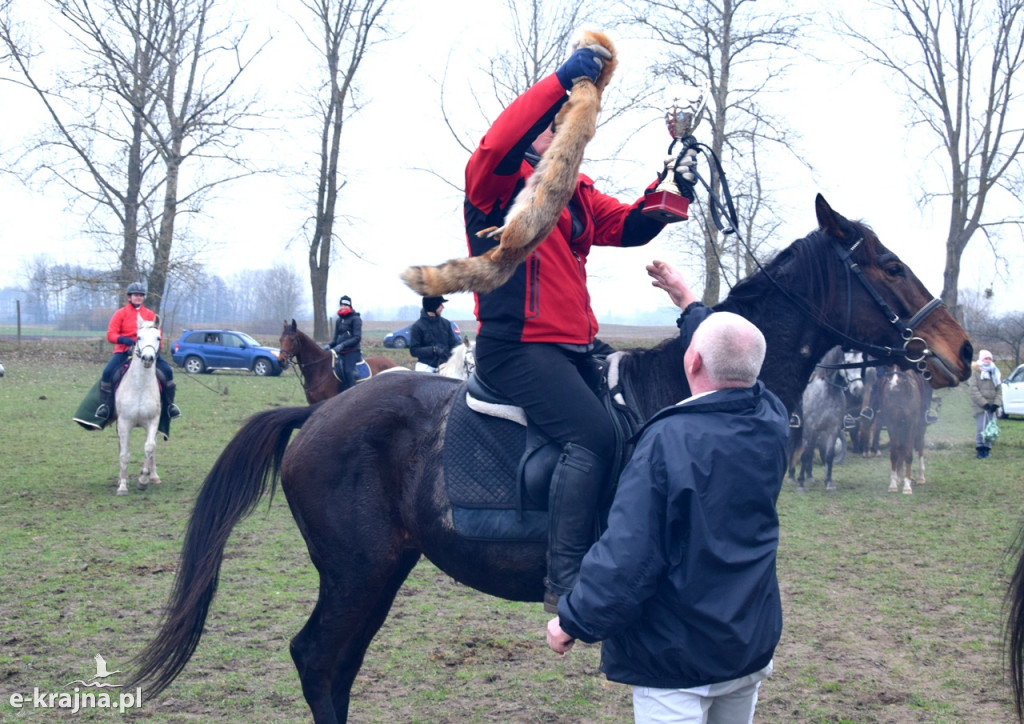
[402,30,617,297]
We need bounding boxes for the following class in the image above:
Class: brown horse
[131,196,973,723]
[277,320,400,404]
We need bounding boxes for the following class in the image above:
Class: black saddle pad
[443,387,547,543]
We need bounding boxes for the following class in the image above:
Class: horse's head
[841,350,865,399]
[462,337,477,377]
[439,337,476,380]
[808,195,971,388]
[278,319,300,368]
[135,316,161,369]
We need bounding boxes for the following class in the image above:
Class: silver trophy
[643,85,708,223]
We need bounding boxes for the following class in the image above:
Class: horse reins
[683,141,946,379]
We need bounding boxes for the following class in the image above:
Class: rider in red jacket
[95,282,180,420]
[466,43,675,612]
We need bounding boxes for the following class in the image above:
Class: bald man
[546,309,789,724]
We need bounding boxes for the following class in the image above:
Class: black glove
[431,346,439,357]
[117,336,134,346]
[555,45,612,90]
[984,403,998,412]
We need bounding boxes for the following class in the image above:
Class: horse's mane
[616,221,884,419]
[717,221,882,324]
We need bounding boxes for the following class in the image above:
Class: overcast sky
[0,0,1017,323]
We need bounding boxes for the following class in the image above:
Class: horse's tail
[1007,525,1024,720]
[129,403,318,696]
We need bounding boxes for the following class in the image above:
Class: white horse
[438,337,476,380]
[115,315,163,495]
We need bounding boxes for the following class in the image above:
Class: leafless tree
[992,312,1024,368]
[0,0,261,314]
[436,0,621,167]
[627,0,809,305]
[296,0,393,340]
[838,0,1024,320]
[261,264,305,323]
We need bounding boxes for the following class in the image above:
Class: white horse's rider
[95,282,181,420]
[409,296,461,373]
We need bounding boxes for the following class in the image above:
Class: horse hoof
[116,487,128,496]
[888,483,898,493]
[138,481,149,490]
[825,484,837,492]
[797,485,807,494]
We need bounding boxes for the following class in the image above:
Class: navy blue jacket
[557,381,789,689]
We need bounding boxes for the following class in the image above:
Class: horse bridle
[827,237,945,380]
[133,333,160,363]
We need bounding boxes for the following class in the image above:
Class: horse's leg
[117,421,131,495]
[888,449,899,493]
[824,439,837,492]
[798,445,814,491]
[283,440,420,723]
[291,546,420,724]
[140,419,160,488]
[902,455,913,495]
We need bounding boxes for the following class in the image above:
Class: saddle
[331,351,371,383]
[442,362,644,543]
[72,358,170,437]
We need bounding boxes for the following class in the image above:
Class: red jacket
[464,73,665,344]
[107,303,159,353]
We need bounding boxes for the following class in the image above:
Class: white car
[1001,364,1024,418]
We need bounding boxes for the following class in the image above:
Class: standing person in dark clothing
[328,295,362,392]
[409,296,460,373]
[463,39,693,613]
[546,311,789,724]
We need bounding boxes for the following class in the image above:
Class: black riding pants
[475,337,615,466]
[338,351,358,391]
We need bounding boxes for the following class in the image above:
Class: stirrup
[95,404,110,419]
[168,404,181,419]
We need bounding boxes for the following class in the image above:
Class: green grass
[0,339,1021,722]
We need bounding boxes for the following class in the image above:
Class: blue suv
[171,329,283,376]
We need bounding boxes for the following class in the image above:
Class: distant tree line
[0,259,308,332]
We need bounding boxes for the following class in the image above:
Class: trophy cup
[643,86,708,223]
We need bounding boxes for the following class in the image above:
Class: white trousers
[414,362,438,373]
[632,661,773,724]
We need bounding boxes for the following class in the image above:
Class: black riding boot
[95,381,114,420]
[163,380,181,418]
[544,443,608,614]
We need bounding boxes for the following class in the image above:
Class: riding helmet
[126,281,147,296]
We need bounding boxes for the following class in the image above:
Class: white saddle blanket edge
[465,392,528,426]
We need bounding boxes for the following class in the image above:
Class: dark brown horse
[277,320,400,403]
[131,196,973,723]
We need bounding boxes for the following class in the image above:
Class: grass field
[0,335,1021,723]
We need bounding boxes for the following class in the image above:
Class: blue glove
[117,336,134,346]
[555,45,612,90]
